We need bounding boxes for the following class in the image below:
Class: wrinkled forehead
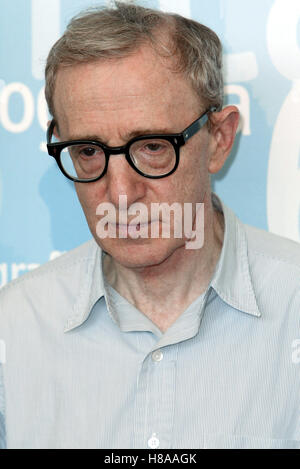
[52,45,202,124]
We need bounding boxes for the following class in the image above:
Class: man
[0,1,300,449]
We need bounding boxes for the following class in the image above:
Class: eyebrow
[126,127,175,139]
[67,126,177,143]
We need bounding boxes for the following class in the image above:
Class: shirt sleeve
[0,364,6,449]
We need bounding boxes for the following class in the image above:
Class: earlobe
[208,105,240,174]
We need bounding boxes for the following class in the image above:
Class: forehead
[53,45,202,137]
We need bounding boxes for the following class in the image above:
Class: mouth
[108,220,159,238]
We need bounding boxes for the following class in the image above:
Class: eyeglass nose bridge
[102,144,133,173]
[102,144,143,179]
[104,143,130,157]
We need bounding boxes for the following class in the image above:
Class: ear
[207,106,240,174]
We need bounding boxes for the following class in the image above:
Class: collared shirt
[0,193,300,449]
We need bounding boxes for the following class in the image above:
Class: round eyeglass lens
[60,144,106,180]
[129,139,176,176]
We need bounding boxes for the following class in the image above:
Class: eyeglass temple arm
[47,120,56,144]
[183,106,218,142]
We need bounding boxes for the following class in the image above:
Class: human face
[53,46,215,269]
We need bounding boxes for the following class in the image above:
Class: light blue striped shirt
[0,364,5,450]
[0,193,300,449]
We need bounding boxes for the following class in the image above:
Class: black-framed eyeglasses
[46,106,217,182]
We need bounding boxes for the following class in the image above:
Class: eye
[80,146,100,158]
[67,144,104,160]
[139,140,170,155]
[144,142,164,152]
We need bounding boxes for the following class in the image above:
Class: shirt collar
[210,193,261,318]
[64,192,261,332]
[64,241,105,332]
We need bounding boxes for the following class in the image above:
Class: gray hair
[45,1,223,118]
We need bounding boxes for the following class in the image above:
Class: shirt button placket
[133,346,176,449]
[146,350,163,449]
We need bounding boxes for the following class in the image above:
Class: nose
[105,153,147,209]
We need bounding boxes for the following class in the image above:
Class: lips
[108,220,159,238]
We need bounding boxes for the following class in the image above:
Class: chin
[96,236,184,269]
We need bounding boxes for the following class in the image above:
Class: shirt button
[152,349,163,362]
[148,433,160,449]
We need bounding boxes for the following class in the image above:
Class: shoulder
[244,223,300,270]
[243,223,300,311]
[1,239,96,289]
[0,239,99,311]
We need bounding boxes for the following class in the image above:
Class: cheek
[181,144,210,194]
[75,182,105,214]
[176,162,208,201]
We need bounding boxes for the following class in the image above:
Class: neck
[103,194,224,332]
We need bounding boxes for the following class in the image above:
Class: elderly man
[0,2,299,450]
